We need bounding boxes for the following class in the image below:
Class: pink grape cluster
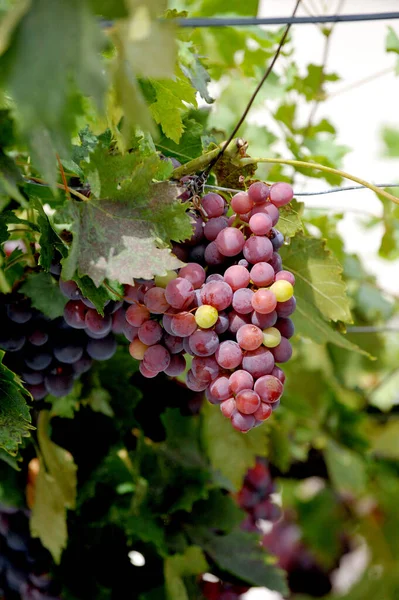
[127,181,296,432]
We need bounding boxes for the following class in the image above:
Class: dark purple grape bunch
[0,276,121,399]
[237,458,281,532]
[126,181,296,433]
[0,504,61,599]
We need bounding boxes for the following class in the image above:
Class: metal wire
[204,183,399,197]
[176,12,399,28]
[347,326,399,333]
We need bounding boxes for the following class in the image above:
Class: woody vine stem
[172,147,399,206]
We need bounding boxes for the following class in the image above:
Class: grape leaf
[156,115,204,163]
[386,26,399,54]
[293,298,372,358]
[150,77,197,143]
[197,0,259,16]
[82,147,172,203]
[20,272,66,319]
[84,387,114,417]
[324,439,367,495]
[0,352,33,456]
[278,198,304,238]
[164,546,208,600]
[280,233,352,323]
[30,458,68,564]
[0,0,30,55]
[37,411,77,509]
[0,151,26,205]
[0,209,39,244]
[62,185,190,285]
[187,527,288,594]
[113,19,176,80]
[179,41,213,103]
[0,0,107,185]
[29,197,66,269]
[201,401,267,491]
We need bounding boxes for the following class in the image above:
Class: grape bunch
[0,504,61,599]
[127,181,296,432]
[0,279,120,399]
[237,458,281,532]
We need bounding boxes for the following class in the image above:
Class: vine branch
[240,157,399,205]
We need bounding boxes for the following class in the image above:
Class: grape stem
[172,150,399,206]
[240,157,399,205]
[28,177,89,202]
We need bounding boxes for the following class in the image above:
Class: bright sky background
[253,0,399,298]
[243,2,399,598]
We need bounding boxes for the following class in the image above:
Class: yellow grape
[269,280,294,302]
[129,339,149,360]
[195,305,219,329]
[262,327,282,348]
[154,270,178,288]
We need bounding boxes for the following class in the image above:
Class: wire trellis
[204,183,399,197]
[176,12,399,28]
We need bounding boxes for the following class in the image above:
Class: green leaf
[293,298,372,358]
[150,77,197,143]
[71,275,117,316]
[37,411,77,509]
[278,198,304,237]
[179,41,213,103]
[188,490,244,532]
[187,527,288,594]
[164,546,208,600]
[20,271,66,319]
[370,420,399,460]
[85,387,114,417]
[156,114,204,163]
[195,0,259,16]
[0,151,26,205]
[0,0,106,184]
[89,0,128,19]
[30,458,68,564]
[324,439,367,495]
[61,187,189,286]
[386,26,399,54]
[0,352,33,456]
[0,209,39,244]
[201,401,267,491]
[0,0,30,55]
[280,233,352,323]
[382,127,399,157]
[30,197,66,269]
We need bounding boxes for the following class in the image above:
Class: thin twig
[27,177,89,202]
[56,154,71,201]
[205,0,302,175]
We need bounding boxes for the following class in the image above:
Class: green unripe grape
[269,280,294,302]
[195,305,219,329]
[155,270,178,288]
[262,327,282,348]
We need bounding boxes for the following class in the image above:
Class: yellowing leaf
[30,459,67,564]
[280,233,352,323]
[164,546,208,600]
[37,411,77,509]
